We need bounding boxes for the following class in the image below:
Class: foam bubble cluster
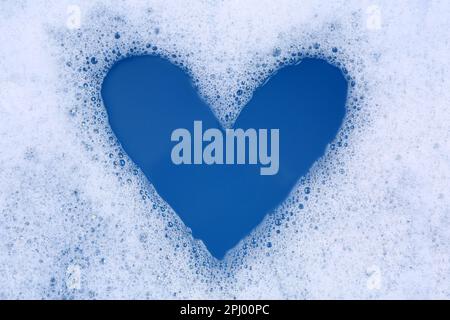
[0,0,449,299]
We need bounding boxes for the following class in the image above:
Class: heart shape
[101,55,347,259]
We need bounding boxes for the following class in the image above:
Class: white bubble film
[0,0,449,299]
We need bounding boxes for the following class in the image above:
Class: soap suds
[0,0,448,299]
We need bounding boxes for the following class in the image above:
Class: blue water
[101,55,347,259]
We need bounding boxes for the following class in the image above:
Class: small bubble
[272,48,281,57]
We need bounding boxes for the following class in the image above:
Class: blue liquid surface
[102,56,347,259]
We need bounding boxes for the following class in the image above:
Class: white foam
[0,0,449,299]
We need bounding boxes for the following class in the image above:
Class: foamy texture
[0,0,449,299]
